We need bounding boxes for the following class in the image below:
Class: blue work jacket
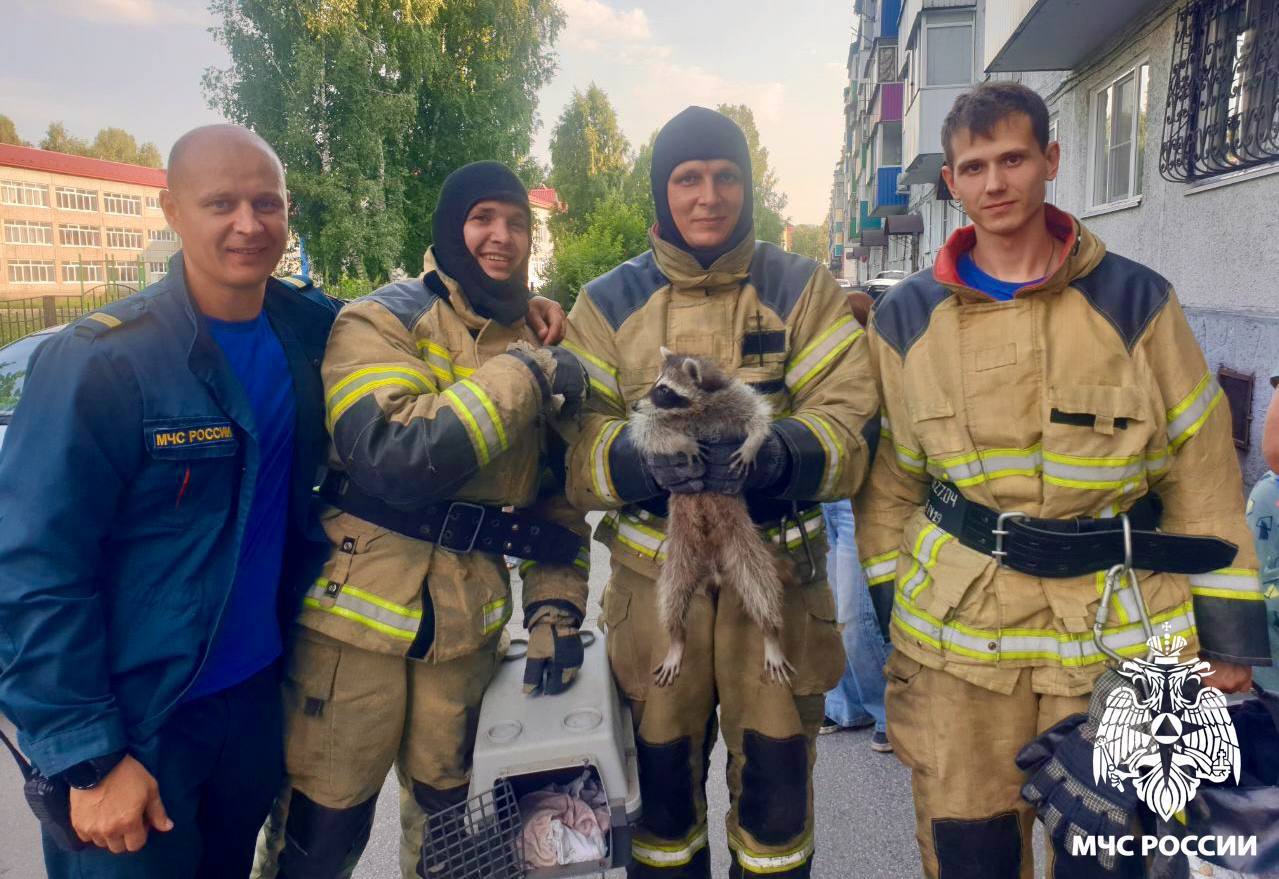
[0,253,338,776]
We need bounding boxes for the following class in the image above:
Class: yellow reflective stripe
[561,340,622,406]
[327,378,434,429]
[455,364,475,378]
[863,550,899,585]
[632,827,709,867]
[519,547,591,578]
[590,420,626,504]
[442,380,508,466]
[327,364,435,406]
[891,593,1196,667]
[481,598,511,634]
[785,316,863,395]
[303,579,422,641]
[1189,568,1264,601]
[1167,373,1224,451]
[729,833,814,873]
[791,413,842,497]
[882,425,927,475]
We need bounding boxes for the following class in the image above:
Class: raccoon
[629,347,795,687]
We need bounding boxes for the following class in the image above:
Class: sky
[4,0,852,224]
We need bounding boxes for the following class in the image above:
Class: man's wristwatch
[59,750,127,790]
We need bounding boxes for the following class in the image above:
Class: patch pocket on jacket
[283,631,342,780]
[909,398,969,462]
[1044,385,1151,490]
[735,364,787,405]
[144,417,239,460]
[789,584,844,696]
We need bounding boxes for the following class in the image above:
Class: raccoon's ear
[681,357,703,387]
[659,345,674,360]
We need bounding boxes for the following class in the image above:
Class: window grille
[1160,0,1279,181]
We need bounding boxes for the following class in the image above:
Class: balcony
[900,85,967,184]
[858,200,884,232]
[879,0,903,39]
[871,167,908,217]
[871,82,904,128]
[984,0,1167,73]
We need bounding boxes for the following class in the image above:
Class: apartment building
[0,144,179,300]
[527,186,563,291]
[985,0,1279,484]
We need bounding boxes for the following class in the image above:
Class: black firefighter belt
[924,479,1237,578]
[319,472,584,565]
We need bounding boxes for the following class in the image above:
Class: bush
[329,276,375,301]
[545,195,650,309]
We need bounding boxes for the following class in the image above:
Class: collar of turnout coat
[648,226,758,293]
[932,204,1105,303]
[421,247,519,335]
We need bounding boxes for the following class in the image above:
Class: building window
[62,261,104,283]
[3,220,54,246]
[105,228,143,249]
[2,180,49,208]
[103,193,141,216]
[881,122,904,165]
[1161,0,1279,181]
[1090,62,1150,207]
[149,228,179,243]
[59,224,101,248]
[145,195,160,210]
[147,261,167,276]
[109,263,139,284]
[56,186,98,212]
[7,260,56,284]
[925,17,975,86]
[1047,116,1059,204]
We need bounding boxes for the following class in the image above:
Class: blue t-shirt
[185,311,296,701]
[956,250,1043,301]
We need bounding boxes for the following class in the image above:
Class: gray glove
[645,448,706,494]
[523,607,583,696]
[506,342,589,416]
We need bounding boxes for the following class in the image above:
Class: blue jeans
[821,500,891,733]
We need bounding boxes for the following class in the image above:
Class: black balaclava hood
[431,161,531,326]
[650,106,755,269]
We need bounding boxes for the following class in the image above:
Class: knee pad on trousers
[636,735,697,840]
[410,780,469,815]
[278,789,376,879]
[738,730,807,846]
[932,812,1020,879]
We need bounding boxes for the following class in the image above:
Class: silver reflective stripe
[892,597,1196,667]
[898,525,952,600]
[1167,374,1224,450]
[863,553,898,585]
[632,827,709,867]
[928,447,1041,487]
[590,421,625,505]
[1042,451,1144,489]
[731,834,814,872]
[561,340,622,407]
[304,581,422,640]
[481,598,509,634]
[1189,568,1264,600]
[445,380,506,459]
[792,413,842,497]
[611,511,668,561]
[785,317,863,394]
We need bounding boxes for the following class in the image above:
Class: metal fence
[0,283,137,346]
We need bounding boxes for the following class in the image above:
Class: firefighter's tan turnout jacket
[563,232,880,579]
[297,249,590,662]
[854,207,1270,698]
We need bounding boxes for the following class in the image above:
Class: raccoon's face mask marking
[649,382,691,410]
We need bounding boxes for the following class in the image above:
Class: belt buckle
[440,502,486,554]
[992,511,1028,565]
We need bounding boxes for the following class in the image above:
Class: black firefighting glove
[692,428,792,496]
[1017,713,1143,875]
[644,447,706,495]
[523,606,583,696]
[506,342,589,417]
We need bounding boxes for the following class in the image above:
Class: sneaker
[870,730,893,753]
[818,715,842,735]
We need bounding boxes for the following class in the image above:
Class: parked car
[0,327,59,451]
[874,270,907,280]
[835,278,855,290]
[862,276,902,302]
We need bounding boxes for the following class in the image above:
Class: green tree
[548,85,631,235]
[40,122,90,157]
[546,193,649,309]
[715,104,788,244]
[136,142,163,168]
[206,0,561,284]
[790,224,826,261]
[88,128,162,167]
[0,115,25,147]
[620,130,657,228]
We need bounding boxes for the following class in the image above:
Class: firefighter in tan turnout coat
[855,83,1270,879]
[563,106,879,878]
[275,162,590,878]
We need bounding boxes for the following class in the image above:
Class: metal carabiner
[1091,514,1155,663]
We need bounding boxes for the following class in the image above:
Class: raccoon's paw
[728,447,757,476]
[763,639,795,687]
[652,642,685,688]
